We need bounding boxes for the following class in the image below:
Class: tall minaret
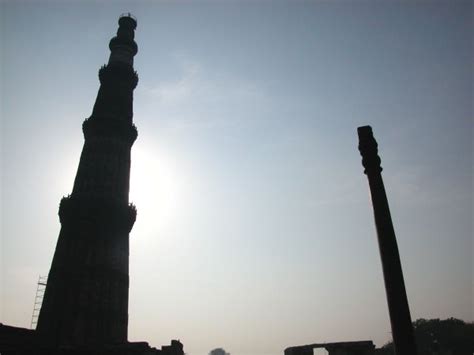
[37,14,139,346]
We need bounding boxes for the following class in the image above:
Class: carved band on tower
[36,14,139,346]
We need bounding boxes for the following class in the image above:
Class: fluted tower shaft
[36,15,139,346]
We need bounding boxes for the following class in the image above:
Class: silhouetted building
[285,341,375,355]
[36,13,139,346]
[0,14,184,355]
[161,340,185,355]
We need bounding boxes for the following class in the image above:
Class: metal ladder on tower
[30,275,47,329]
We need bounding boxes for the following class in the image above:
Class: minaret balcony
[59,195,137,233]
[82,117,138,145]
[99,64,138,88]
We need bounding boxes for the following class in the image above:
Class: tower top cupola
[119,13,137,29]
[108,13,138,66]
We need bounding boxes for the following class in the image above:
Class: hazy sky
[0,1,472,355]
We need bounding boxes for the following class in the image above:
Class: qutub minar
[0,14,183,355]
[36,13,138,345]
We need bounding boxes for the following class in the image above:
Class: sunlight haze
[1,1,472,355]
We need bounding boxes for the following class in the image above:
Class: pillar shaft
[358,126,417,355]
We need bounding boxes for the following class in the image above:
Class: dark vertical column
[357,126,417,355]
[36,14,138,346]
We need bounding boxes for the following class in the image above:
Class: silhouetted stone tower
[36,14,139,346]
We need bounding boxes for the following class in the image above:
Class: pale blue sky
[0,1,472,355]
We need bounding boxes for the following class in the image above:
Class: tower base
[0,323,183,355]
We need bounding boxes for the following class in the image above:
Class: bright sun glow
[129,145,182,230]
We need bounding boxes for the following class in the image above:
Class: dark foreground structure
[0,15,183,355]
[358,126,417,355]
[285,341,376,355]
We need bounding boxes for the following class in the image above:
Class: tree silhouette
[209,348,230,355]
[382,318,474,355]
